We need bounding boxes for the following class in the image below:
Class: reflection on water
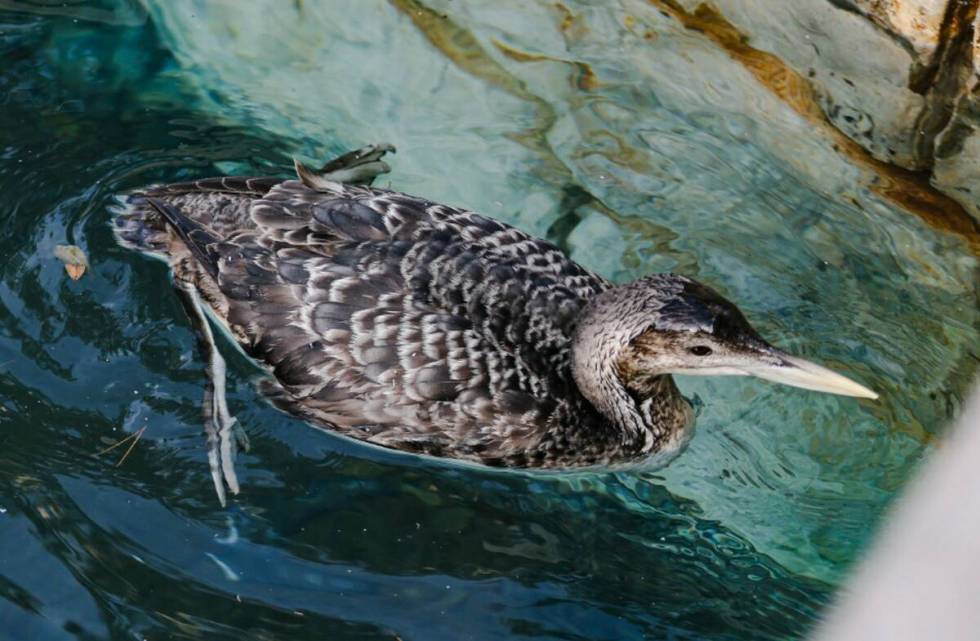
[0,1,976,640]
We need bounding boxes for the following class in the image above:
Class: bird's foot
[174,279,248,507]
[317,142,396,185]
[204,376,248,507]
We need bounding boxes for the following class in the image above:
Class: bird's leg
[316,142,396,185]
[173,279,249,506]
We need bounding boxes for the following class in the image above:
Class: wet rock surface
[931,7,980,219]
[673,0,979,220]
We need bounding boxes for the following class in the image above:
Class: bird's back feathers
[114,173,627,466]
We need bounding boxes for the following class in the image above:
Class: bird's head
[571,274,877,420]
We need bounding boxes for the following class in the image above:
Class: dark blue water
[0,2,976,640]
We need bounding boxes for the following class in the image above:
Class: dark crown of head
[654,279,764,344]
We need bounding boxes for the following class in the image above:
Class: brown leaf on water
[64,263,86,280]
[54,244,89,280]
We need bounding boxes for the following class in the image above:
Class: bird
[113,143,877,503]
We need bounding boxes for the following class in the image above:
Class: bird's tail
[110,191,172,258]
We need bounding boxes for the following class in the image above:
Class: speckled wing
[114,176,279,256]
[173,179,610,461]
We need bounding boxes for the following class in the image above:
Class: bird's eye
[688,345,713,356]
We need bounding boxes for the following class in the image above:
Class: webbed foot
[317,142,396,185]
[202,361,249,507]
[175,279,246,506]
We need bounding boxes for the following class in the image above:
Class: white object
[811,385,980,641]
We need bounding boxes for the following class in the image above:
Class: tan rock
[850,0,949,59]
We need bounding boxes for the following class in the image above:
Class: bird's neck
[626,375,695,457]
[617,376,693,455]
[571,342,693,455]
[570,287,696,459]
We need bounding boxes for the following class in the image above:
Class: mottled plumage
[113,144,876,500]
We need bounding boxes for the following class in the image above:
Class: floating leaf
[54,244,88,280]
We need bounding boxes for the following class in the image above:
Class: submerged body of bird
[113,144,876,504]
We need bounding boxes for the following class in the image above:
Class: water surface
[0,2,976,640]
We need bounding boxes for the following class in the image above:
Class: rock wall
[673,0,980,220]
[932,7,980,219]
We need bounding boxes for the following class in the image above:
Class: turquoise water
[0,1,976,640]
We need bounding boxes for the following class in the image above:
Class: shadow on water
[0,2,974,641]
[1,381,831,641]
